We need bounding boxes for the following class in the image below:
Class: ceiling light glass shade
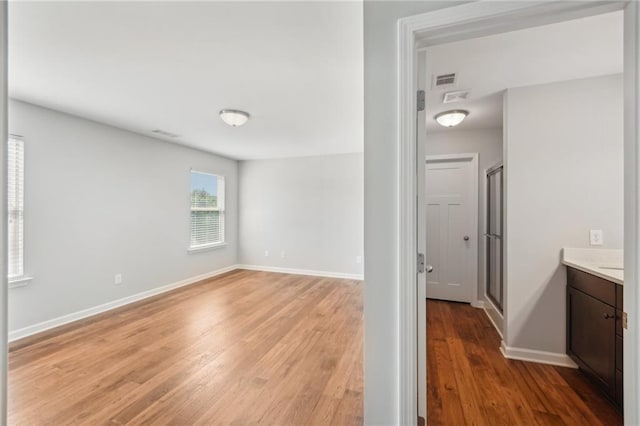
[435,110,469,127]
[219,109,250,127]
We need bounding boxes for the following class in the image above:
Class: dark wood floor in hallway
[8,270,363,425]
[427,299,623,426]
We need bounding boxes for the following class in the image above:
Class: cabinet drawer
[567,267,616,307]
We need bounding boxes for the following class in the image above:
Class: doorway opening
[399,2,636,425]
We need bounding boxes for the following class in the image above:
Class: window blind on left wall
[8,137,24,278]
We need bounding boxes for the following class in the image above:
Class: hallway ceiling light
[219,109,250,127]
[435,110,468,128]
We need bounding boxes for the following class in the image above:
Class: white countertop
[562,248,623,285]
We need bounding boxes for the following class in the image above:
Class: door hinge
[622,311,628,329]
[417,90,425,112]
[417,253,425,273]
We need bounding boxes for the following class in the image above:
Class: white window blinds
[8,137,24,278]
[190,171,225,248]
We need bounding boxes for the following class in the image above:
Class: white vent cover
[432,72,456,89]
[152,129,179,138]
[443,90,470,104]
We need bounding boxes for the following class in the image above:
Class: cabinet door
[567,287,616,396]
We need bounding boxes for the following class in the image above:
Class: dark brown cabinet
[566,267,623,408]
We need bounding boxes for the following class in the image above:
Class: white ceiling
[425,10,623,133]
[8,2,363,160]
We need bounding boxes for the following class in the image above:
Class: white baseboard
[236,264,364,280]
[500,341,578,369]
[481,298,504,339]
[470,300,486,308]
[9,265,239,343]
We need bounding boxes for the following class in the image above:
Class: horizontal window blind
[190,171,225,248]
[8,137,24,278]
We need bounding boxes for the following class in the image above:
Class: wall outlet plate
[114,273,123,285]
[589,229,603,246]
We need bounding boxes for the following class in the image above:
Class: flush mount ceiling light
[435,109,469,128]
[219,109,250,127]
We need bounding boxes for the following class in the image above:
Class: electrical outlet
[356,256,362,264]
[280,251,286,258]
[264,250,270,257]
[114,273,123,285]
[590,229,603,246]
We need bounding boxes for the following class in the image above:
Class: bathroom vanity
[563,248,623,409]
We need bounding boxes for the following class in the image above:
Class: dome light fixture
[435,109,469,128]
[219,109,250,127]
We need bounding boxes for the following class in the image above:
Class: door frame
[424,153,479,305]
[397,1,637,424]
[483,162,505,331]
[0,2,8,423]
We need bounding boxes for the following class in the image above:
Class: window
[190,171,225,250]
[8,137,25,279]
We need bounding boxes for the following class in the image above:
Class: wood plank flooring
[8,270,363,425]
[427,299,623,426]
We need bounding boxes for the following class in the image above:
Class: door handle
[463,235,469,241]
[426,265,433,273]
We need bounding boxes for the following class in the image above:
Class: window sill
[188,242,227,254]
[9,275,33,288]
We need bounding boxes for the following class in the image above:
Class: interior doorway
[425,154,478,304]
[398,2,637,425]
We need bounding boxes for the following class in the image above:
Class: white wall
[504,74,623,355]
[238,154,363,277]
[8,99,238,333]
[363,1,465,423]
[426,128,503,302]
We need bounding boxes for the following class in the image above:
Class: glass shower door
[486,165,503,312]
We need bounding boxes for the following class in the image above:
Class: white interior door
[425,156,477,303]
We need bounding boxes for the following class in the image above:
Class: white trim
[0,3,8,422]
[624,3,640,424]
[236,264,364,281]
[500,341,578,369]
[8,265,238,342]
[481,297,504,339]
[397,12,418,424]
[470,300,485,309]
[8,275,32,289]
[187,242,228,253]
[397,2,632,424]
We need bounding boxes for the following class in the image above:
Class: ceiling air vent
[152,129,179,138]
[432,72,456,89]
[443,90,470,104]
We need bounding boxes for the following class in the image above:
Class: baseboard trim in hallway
[500,341,579,369]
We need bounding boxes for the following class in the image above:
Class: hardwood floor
[427,299,623,426]
[8,270,363,425]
